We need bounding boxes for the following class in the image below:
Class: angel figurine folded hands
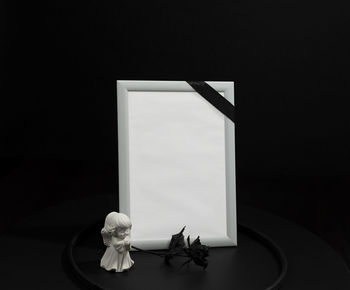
[100,212,134,272]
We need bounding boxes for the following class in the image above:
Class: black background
[1,0,350,266]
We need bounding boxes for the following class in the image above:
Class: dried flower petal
[165,226,186,263]
[184,236,210,269]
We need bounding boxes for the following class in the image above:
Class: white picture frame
[117,80,236,250]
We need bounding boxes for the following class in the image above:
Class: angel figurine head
[100,212,134,272]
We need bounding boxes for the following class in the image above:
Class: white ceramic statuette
[100,212,134,272]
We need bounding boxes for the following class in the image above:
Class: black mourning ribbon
[186,81,235,123]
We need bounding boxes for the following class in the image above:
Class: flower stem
[131,246,165,257]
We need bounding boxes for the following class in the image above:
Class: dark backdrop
[1,0,350,265]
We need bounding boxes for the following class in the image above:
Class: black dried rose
[165,226,186,263]
[183,236,209,269]
[131,226,210,269]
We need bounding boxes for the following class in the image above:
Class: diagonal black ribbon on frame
[186,81,235,123]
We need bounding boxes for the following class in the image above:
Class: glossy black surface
[70,223,282,290]
[0,195,349,289]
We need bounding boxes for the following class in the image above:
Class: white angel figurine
[100,212,134,272]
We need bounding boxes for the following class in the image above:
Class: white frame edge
[117,80,236,250]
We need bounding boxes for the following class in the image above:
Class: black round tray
[64,221,287,290]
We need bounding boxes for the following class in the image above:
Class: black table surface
[1,195,349,290]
